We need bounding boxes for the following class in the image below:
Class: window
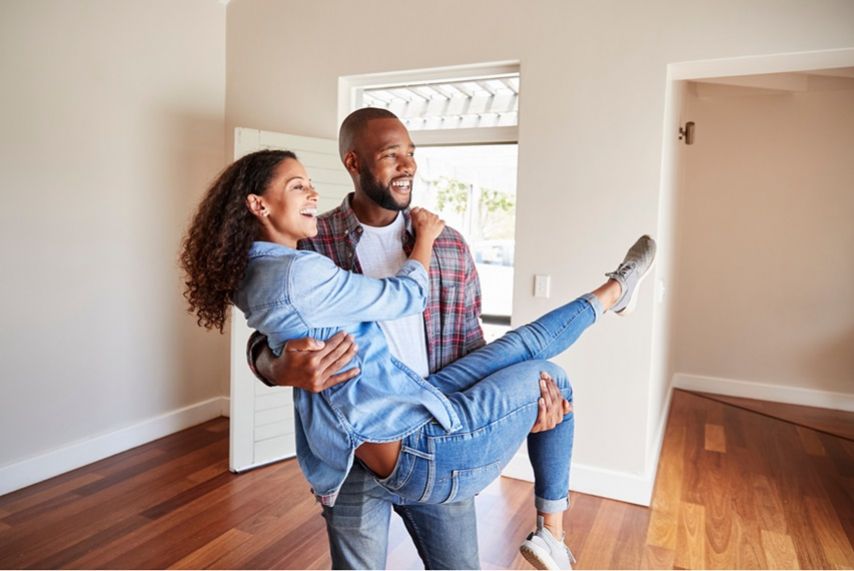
[411,144,516,326]
[342,64,520,338]
[360,76,519,131]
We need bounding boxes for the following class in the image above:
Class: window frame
[339,63,521,324]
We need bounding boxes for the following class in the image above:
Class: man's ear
[343,151,360,176]
[246,194,267,219]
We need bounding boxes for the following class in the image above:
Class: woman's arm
[408,207,444,270]
[292,208,445,328]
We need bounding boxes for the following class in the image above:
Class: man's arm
[247,330,360,392]
[460,244,486,352]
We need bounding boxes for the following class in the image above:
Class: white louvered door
[229,128,351,472]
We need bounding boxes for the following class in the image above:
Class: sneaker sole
[520,541,564,570]
[615,248,657,317]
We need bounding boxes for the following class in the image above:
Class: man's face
[354,118,416,211]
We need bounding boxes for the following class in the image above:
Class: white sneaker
[519,516,576,570]
[606,234,657,316]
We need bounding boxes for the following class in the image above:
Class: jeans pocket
[441,461,502,504]
[377,446,418,491]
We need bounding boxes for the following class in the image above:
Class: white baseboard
[673,373,854,412]
[501,385,675,508]
[0,396,229,497]
[646,383,674,487]
[502,454,654,507]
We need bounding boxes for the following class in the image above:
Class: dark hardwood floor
[0,389,851,569]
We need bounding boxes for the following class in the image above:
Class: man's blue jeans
[378,294,601,511]
[321,462,480,569]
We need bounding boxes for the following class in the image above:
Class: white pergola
[361,74,520,131]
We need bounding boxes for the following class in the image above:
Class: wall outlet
[534,274,551,298]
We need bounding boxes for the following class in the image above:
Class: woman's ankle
[538,511,564,538]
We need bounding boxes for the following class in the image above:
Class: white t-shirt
[356,213,430,379]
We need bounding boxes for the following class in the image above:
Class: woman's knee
[533,360,573,399]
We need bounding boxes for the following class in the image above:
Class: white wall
[225,0,854,503]
[671,81,854,402]
[0,0,228,490]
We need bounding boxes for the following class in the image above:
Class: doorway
[656,50,854,418]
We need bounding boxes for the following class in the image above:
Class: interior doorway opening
[657,52,854,419]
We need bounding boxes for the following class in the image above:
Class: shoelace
[611,261,636,280]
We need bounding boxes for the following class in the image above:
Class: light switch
[534,274,551,298]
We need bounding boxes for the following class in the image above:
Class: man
[247,108,570,569]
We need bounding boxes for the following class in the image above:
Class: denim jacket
[234,241,462,506]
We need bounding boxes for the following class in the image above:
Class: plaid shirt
[247,193,485,381]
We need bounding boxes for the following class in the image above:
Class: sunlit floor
[0,390,851,569]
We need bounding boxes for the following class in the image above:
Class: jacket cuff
[397,259,429,291]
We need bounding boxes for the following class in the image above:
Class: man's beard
[359,165,411,211]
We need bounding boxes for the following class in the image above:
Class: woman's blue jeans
[377,294,602,512]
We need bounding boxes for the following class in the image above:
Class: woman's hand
[408,208,444,271]
[410,207,445,243]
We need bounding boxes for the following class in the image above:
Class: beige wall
[671,83,854,395]
[225,0,854,496]
[0,1,227,468]
[4,0,849,499]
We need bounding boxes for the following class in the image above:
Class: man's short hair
[338,107,400,160]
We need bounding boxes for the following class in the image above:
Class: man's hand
[256,331,360,393]
[530,371,573,433]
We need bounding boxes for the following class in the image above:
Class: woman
[180,150,655,570]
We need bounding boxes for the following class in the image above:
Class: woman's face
[259,158,319,247]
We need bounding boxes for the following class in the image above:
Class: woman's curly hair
[180,149,297,332]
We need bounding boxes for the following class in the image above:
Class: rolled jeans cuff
[581,292,604,320]
[535,495,569,513]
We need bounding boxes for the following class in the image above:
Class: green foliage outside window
[433,176,515,241]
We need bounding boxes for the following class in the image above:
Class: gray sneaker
[519,516,576,570]
[605,235,657,315]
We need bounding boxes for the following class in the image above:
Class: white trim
[342,61,520,89]
[646,384,674,482]
[338,61,520,129]
[502,385,674,507]
[0,397,227,496]
[673,373,854,412]
[230,452,297,474]
[502,455,654,507]
[669,47,854,80]
[412,126,518,146]
[229,304,256,472]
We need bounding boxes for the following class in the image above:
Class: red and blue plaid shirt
[247,193,485,380]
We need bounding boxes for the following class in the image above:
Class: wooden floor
[0,389,851,569]
[696,392,854,441]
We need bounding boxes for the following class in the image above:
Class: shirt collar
[248,240,294,258]
[338,192,415,241]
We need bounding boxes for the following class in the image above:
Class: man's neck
[350,191,401,227]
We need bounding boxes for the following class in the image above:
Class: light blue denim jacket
[234,241,462,506]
